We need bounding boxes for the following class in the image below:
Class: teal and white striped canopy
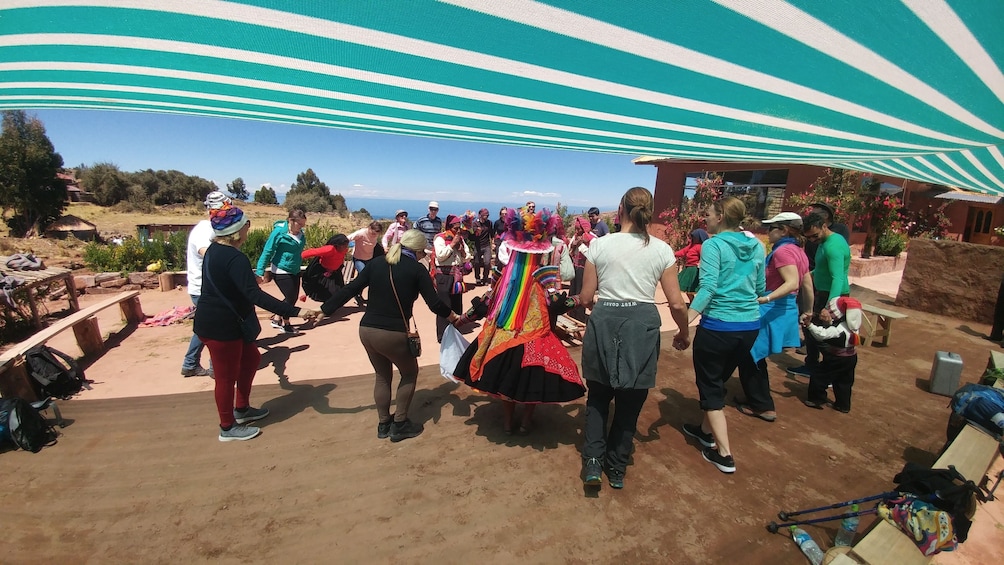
[2,1,1002,193]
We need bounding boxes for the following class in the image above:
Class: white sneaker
[269,319,283,330]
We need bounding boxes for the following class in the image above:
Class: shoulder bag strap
[388,264,416,333]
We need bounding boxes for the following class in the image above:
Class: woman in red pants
[195,206,320,442]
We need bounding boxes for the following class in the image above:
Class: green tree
[286,168,347,214]
[0,110,68,236]
[227,177,248,200]
[80,162,130,205]
[254,185,278,204]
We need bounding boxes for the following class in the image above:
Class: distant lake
[334,197,615,220]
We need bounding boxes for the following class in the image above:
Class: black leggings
[273,273,301,319]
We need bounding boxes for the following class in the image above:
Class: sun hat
[762,212,803,228]
[502,208,560,254]
[204,191,232,210]
[210,206,249,236]
[428,201,439,209]
[395,209,408,217]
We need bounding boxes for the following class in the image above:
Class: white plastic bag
[439,324,470,383]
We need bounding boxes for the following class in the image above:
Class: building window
[684,169,789,219]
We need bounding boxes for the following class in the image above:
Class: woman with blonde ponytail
[318,229,459,442]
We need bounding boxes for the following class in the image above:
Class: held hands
[299,308,322,322]
[799,312,813,327]
[672,331,690,351]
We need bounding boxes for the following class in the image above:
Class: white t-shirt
[186,220,215,296]
[588,233,677,303]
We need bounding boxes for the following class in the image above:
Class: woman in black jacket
[320,229,459,442]
[195,206,319,442]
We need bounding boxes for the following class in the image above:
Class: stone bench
[860,304,908,347]
[0,290,144,401]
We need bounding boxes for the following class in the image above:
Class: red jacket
[675,242,702,267]
[302,245,347,273]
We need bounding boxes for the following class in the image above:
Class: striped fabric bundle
[488,250,543,330]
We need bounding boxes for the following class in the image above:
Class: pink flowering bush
[657,174,723,249]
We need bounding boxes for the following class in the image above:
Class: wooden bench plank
[860,304,908,347]
[934,425,1000,485]
[988,350,1004,371]
[0,290,141,367]
[851,520,930,565]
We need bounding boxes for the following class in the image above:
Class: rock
[99,277,127,288]
[128,272,158,285]
[94,272,121,284]
[121,284,142,291]
[85,286,124,295]
[896,239,1004,324]
[73,274,96,288]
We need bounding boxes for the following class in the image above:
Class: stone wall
[896,239,1004,324]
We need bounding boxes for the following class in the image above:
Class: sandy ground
[4,271,1003,564]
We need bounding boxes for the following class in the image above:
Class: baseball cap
[395,209,408,217]
[761,212,803,228]
[428,201,439,209]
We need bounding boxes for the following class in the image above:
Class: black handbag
[389,264,421,357]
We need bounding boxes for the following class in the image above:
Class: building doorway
[963,206,994,244]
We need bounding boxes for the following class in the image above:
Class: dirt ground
[4,277,1004,564]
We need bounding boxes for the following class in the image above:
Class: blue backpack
[949,384,1004,439]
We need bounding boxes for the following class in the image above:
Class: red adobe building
[635,158,1004,246]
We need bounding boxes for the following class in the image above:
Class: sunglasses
[429,207,439,211]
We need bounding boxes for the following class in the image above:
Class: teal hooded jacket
[689,231,766,323]
[255,220,306,276]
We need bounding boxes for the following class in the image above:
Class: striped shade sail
[1,1,1002,193]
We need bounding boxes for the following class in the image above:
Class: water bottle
[834,504,860,547]
[789,526,824,565]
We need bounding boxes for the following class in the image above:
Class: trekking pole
[767,507,878,534]
[777,491,899,521]
[985,470,1003,502]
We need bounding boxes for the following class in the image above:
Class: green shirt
[812,233,850,295]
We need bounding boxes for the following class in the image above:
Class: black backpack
[893,462,983,543]
[0,397,57,453]
[24,345,89,400]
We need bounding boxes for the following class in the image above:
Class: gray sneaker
[181,366,210,377]
[234,406,269,424]
[219,424,261,442]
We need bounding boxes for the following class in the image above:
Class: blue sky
[33,109,655,211]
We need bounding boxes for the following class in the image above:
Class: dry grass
[0,202,369,267]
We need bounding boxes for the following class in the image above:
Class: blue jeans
[353,258,368,275]
[182,295,211,371]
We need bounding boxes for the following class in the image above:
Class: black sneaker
[582,457,602,486]
[702,447,736,474]
[683,423,717,449]
[377,420,392,439]
[787,365,813,378]
[604,465,625,489]
[389,419,424,442]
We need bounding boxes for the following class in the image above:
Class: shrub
[284,192,332,213]
[875,230,907,256]
[240,227,272,267]
[81,230,190,272]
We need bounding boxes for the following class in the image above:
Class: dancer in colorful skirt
[452,207,585,435]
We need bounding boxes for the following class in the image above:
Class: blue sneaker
[605,466,625,489]
[582,457,603,486]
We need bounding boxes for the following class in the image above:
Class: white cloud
[353,183,364,187]
[517,190,561,198]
